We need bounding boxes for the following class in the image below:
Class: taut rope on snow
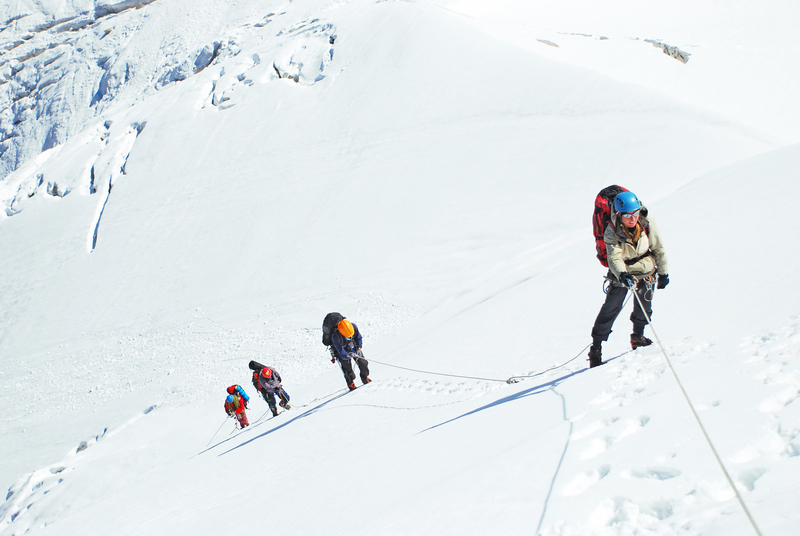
[506,344,591,382]
[356,345,593,385]
[504,292,634,381]
[206,416,230,447]
[207,408,272,446]
[359,354,514,383]
[291,389,344,408]
[354,292,635,384]
[630,289,764,536]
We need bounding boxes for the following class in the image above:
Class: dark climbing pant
[261,387,290,411]
[337,349,370,385]
[591,278,653,346]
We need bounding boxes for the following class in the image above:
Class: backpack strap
[625,251,654,266]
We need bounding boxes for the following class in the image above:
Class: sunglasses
[621,210,640,219]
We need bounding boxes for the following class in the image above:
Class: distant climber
[226,384,250,405]
[224,390,250,429]
[330,319,370,390]
[249,360,291,417]
[589,190,669,367]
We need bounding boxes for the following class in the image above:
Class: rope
[356,289,634,384]
[507,344,590,382]
[249,409,271,424]
[291,389,343,408]
[362,355,513,383]
[630,287,763,536]
[355,343,592,385]
[205,416,229,447]
[508,289,633,380]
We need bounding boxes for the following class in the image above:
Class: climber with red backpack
[589,188,669,368]
[224,390,250,429]
[226,384,250,405]
[248,361,291,417]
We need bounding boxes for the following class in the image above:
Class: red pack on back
[592,185,627,267]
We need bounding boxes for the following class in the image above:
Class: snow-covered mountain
[2,1,799,534]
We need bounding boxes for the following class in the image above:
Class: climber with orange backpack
[589,188,669,368]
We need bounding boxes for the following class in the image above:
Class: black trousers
[260,387,290,410]
[337,349,370,385]
[591,278,653,346]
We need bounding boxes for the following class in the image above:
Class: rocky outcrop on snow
[645,39,691,64]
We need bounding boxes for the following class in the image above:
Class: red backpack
[592,185,627,267]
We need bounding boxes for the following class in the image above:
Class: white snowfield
[1,0,799,534]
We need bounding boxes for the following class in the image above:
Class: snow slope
[1,0,799,534]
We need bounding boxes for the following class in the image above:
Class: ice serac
[0,0,244,182]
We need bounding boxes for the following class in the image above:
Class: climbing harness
[630,290,764,536]
[603,269,655,295]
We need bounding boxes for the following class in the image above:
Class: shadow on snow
[418,351,626,434]
[217,391,351,456]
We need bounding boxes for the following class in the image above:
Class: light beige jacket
[604,208,668,279]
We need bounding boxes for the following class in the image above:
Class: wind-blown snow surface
[1,0,799,534]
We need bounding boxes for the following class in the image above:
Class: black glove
[657,274,669,289]
[619,272,636,288]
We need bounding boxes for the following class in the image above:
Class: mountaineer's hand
[619,272,636,288]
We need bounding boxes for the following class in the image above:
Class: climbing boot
[588,346,603,368]
[271,407,279,417]
[630,334,653,349]
[348,382,357,391]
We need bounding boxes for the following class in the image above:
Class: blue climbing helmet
[226,394,234,404]
[614,191,642,213]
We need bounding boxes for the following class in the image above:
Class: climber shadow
[418,353,624,434]
[218,391,350,456]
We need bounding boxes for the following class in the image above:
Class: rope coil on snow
[630,288,764,536]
